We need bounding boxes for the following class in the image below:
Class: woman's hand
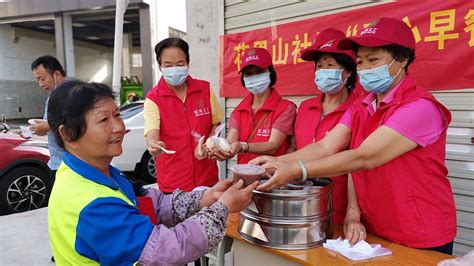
[218,180,258,213]
[194,137,208,160]
[208,146,236,161]
[198,179,234,208]
[147,139,166,157]
[29,120,49,136]
[230,141,244,154]
[343,207,367,244]
[248,155,279,166]
[254,160,301,192]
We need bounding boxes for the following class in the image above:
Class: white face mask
[358,59,401,94]
[161,66,189,86]
[243,72,271,95]
[315,69,346,95]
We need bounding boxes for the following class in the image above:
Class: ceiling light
[123,20,131,24]
[90,6,103,10]
[72,23,86,27]
[86,36,100,40]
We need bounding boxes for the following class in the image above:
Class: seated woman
[47,80,257,265]
[210,48,296,164]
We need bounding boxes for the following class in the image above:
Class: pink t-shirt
[340,82,445,147]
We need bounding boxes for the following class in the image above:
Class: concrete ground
[0,207,53,265]
[0,184,215,265]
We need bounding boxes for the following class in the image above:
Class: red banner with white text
[220,0,474,97]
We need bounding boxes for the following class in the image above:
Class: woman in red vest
[211,48,296,164]
[251,18,456,255]
[144,38,223,193]
[291,28,360,225]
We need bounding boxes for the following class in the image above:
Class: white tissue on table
[323,237,392,261]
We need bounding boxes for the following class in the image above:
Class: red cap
[338,17,416,51]
[239,48,272,73]
[301,28,356,62]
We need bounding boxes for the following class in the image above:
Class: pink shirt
[340,79,445,147]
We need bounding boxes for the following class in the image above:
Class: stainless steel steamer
[238,179,333,250]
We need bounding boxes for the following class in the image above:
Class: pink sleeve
[339,107,353,129]
[273,103,296,135]
[384,99,445,147]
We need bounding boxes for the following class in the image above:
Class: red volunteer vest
[146,76,218,193]
[350,77,456,248]
[295,91,359,224]
[232,89,294,164]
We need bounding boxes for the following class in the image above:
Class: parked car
[0,132,51,215]
[112,101,156,183]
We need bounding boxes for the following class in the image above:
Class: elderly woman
[290,28,360,225]
[251,18,456,255]
[210,48,296,164]
[47,80,257,265]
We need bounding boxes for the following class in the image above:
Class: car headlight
[19,140,49,149]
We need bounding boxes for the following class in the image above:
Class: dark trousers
[50,170,57,182]
[428,241,454,255]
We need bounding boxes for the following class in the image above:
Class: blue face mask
[161,66,188,86]
[315,69,345,95]
[358,59,401,94]
[244,72,271,95]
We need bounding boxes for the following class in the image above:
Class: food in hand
[205,136,231,152]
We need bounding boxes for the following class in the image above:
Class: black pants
[50,170,57,182]
[428,241,453,255]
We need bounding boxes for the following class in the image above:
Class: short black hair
[47,80,116,148]
[354,44,416,73]
[31,55,66,77]
[380,44,416,73]
[240,65,277,88]
[314,53,357,92]
[154,37,190,65]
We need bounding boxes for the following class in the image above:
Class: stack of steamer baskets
[231,164,334,250]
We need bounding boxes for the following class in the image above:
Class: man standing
[30,55,66,181]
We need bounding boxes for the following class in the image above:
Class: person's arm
[257,125,417,191]
[145,179,239,226]
[139,180,257,265]
[233,103,297,155]
[286,136,296,153]
[144,99,166,157]
[250,123,352,166]
[343,174,366,244]
[232,128,289,155]
[302,98,445,178]
[29,120,50,136]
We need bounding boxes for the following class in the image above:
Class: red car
[0,132,51,215]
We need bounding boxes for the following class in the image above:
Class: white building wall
[0,25,114,119]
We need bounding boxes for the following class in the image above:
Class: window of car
[120,102,143,120]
